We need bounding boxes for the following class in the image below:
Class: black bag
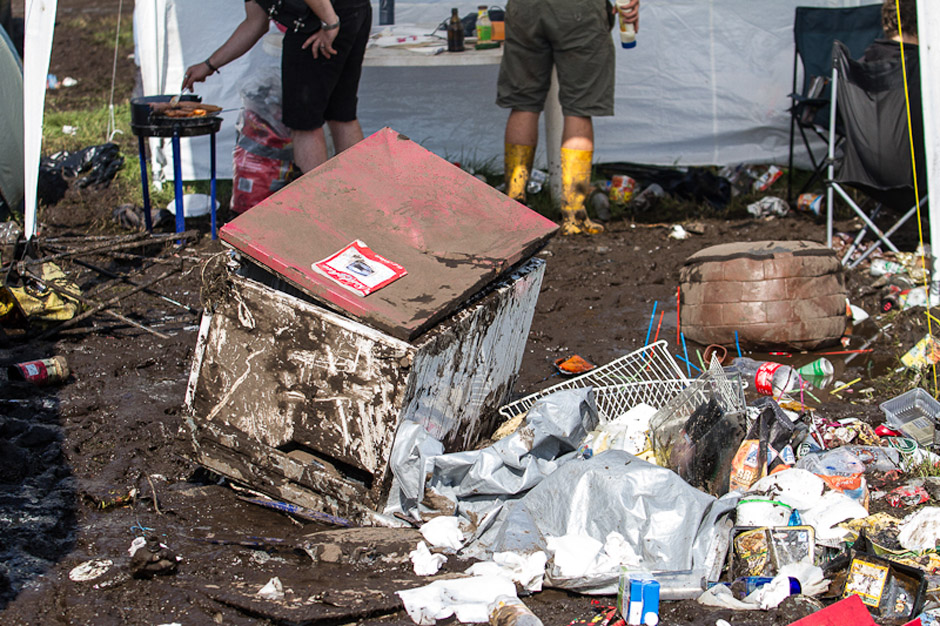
[254,0,322,34]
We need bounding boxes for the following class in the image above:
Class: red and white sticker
[312,240,407,297]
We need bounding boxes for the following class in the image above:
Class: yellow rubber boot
[504,143,535,203]
[560,147,604,235]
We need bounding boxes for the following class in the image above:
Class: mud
[1,1,927,624]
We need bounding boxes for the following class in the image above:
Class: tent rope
[894,0,937,396]
[106,0,125,142]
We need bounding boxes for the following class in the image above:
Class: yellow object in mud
[6,262,83,325]
[560,147,604,235]
[504,142,535,202]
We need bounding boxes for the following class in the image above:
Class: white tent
[21,0,940,249]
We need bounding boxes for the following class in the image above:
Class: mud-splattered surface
[1,1,928,624]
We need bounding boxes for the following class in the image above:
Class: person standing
[498,0,639,235]
[181,0,372,173]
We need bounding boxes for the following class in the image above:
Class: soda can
[608,174,637,204]
[8,356,70,386]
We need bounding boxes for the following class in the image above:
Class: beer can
[609,174,637,204]
[8,356,70,386]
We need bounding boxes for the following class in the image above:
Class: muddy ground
[1,1,931,624]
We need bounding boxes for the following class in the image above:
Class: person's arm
[301,0,342,59]
[181,1,270,91]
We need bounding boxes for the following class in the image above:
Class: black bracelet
[204,58,219,74]
[321,19,340,31]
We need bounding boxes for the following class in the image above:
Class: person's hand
[617,0,639,31]
[182,62,211,92]
[302,25,339,59]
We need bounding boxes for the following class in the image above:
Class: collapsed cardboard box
[184,128,557,523]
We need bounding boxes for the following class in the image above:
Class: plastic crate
[879,388,940,446]
[497,340,689,423]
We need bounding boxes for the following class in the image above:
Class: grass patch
[64,15,134,51]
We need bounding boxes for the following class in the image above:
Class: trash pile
[380,313,940,624]
[378,354,940,624]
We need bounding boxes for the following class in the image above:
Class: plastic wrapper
[230,75,294,214]
[38,143,123,205]
[728,401,797,492]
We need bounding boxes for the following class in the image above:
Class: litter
[256,577,285,600]
[409,541,446,576]
[879,388,940,446]
[897,507,940,553]
[746,196,789,218]
[396,575,517,625]
[842,550,927,621]
[419,515,464,550]
[554,355,595,375]
[68,559,113,582]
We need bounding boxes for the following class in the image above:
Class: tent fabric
[0,24,23,210]
[133,0,873,183]
[23,0,56,238]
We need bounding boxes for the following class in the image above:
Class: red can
[8,356,70,386]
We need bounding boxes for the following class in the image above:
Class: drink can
[8,356,70,386]
[609,174,637,204]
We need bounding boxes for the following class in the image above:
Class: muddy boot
[560,147,604,235]
[504,143,535,203]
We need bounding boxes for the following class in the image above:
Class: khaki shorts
[496,0,615,117]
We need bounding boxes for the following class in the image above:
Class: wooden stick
[19,268,171,340]
[71,258,196,313]
[33,267,181,340]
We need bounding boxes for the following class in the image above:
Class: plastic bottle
[616,0,637,49]
[729,357,802,396]
[447,8,465,52]
[488,595,544,626]
[476,6,492,43]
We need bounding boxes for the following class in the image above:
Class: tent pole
[919,2,940,272]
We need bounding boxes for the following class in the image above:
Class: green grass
[66,15,134,52]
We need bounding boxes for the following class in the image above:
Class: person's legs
[327,118,364,154]
[292,127,329,173]
[504,109,540,202]
[559,114,603,235]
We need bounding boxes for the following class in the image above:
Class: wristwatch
[321,19,340,31]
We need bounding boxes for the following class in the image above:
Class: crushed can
[8,356,70,386]
[608,174,637,204]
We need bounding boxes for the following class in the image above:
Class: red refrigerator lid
[220,127,558,341]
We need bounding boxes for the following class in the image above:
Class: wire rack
[497,340,690,423]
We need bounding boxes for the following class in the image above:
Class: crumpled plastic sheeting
[396,574,517,625]
[385,389,598,519]
[898,506,940,552]
[800,490,869,546]
[464,451,738,594]
[465,551,548,593]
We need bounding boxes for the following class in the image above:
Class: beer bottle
[447,8,465,52]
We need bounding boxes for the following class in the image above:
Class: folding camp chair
[787,4,883,202]
[825,40,927,268]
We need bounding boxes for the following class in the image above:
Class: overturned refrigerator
[185,128,558,524]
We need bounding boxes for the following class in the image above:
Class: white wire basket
[497,340,690,423]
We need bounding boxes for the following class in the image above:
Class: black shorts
[281,2,372,130]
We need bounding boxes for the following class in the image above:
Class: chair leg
[846,203,922,269]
